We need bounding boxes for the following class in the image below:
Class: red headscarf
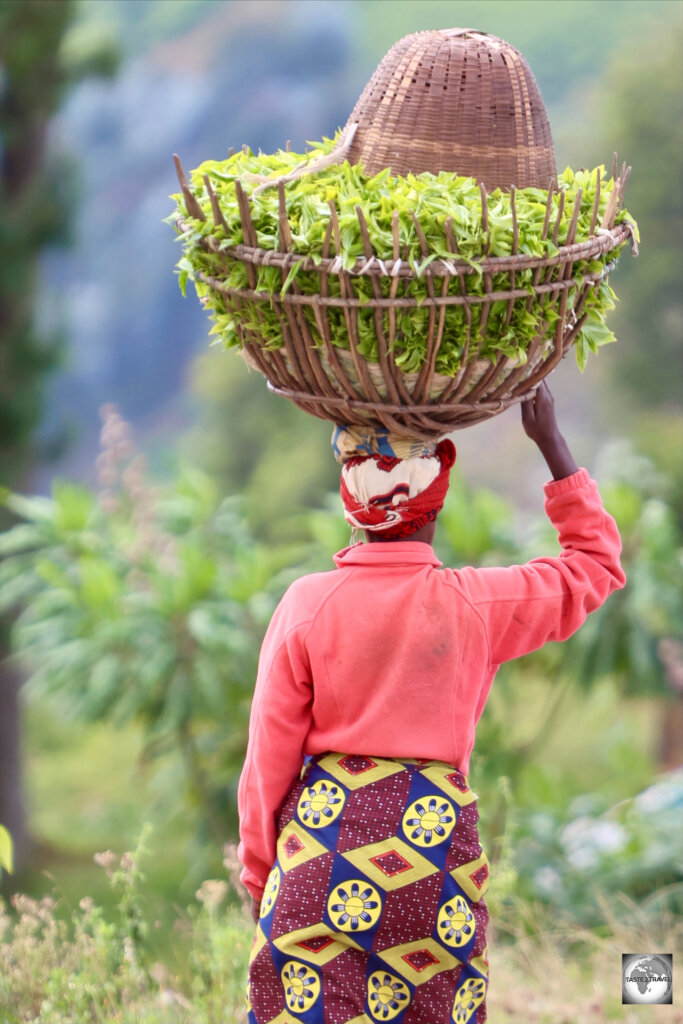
[339,439,456,539]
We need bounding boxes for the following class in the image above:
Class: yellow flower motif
[280,959,321,1013]
[452,976,487,1023]
[327,879,382,932]
[368,970,411,1020]
[297,779,345,828]
[259,865,281,917]
[437,894,476,947]
[402,795,456,846]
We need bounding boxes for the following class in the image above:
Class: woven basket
[173,28,634,439]
[345,28,556,189]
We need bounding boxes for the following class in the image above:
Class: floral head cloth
[335,425,456,539]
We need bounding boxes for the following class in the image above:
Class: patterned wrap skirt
[247,752,489,1024]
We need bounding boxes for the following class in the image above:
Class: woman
[238,382,625,1024]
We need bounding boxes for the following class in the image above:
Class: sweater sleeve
[237,590,313,901]
[452,468,626,666]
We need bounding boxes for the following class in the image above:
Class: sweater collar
[333,541,443,568]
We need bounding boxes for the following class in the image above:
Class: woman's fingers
[521,387,539,435]
[535,380,554,414]
[521,381,556,439]
[534,381,557,433]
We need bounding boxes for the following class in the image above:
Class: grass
[487,892,683,1023]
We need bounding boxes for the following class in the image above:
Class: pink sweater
[237,468,625,899]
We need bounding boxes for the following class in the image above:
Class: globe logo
[622,954,673,1005]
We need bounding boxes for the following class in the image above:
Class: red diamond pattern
[445,771,469,792]
[470,863,489,889]
[370,849,413,877]
[402,949,440,972]
[283,833,304,858]
[338,755,377,775]
[296,935,335,953]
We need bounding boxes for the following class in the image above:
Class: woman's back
[284,541,485,770]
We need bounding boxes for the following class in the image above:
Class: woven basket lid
[344,28,557,191]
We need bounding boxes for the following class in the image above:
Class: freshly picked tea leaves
[168,133,637,376]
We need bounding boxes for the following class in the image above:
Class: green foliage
[170,145,634,375]
[0,410,301,854]
[67,0,217,59]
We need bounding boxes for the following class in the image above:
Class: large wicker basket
[345,28,557,188]
[173,28,635,438]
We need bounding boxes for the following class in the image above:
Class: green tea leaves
[170,133,636,378]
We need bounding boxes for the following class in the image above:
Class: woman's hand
[521,381,579,481]
[521,380,560,445]
[250,895,261,923]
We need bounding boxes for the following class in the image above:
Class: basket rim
[266,380,524,415]
[193,251,622,312]
[176,216,633,280]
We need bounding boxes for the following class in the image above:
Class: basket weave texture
[345,28,557,190]
[173,29,634,438]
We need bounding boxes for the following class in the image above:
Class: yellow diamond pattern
[449,851,490,902]
[418,764,477,806]
[342,836,438,892]
[276,819,327,873]
[272,922,363,966]
[471,949,489,979]
[377,936,459,986]
[316,753,406,791]
[264,1010,305,1024]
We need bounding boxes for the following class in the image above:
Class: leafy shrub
[0,406,301,865]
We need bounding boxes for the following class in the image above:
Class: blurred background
[0,1,681,1021]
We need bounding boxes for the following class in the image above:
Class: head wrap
[338,438,456,539]
[332,424,437,464]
